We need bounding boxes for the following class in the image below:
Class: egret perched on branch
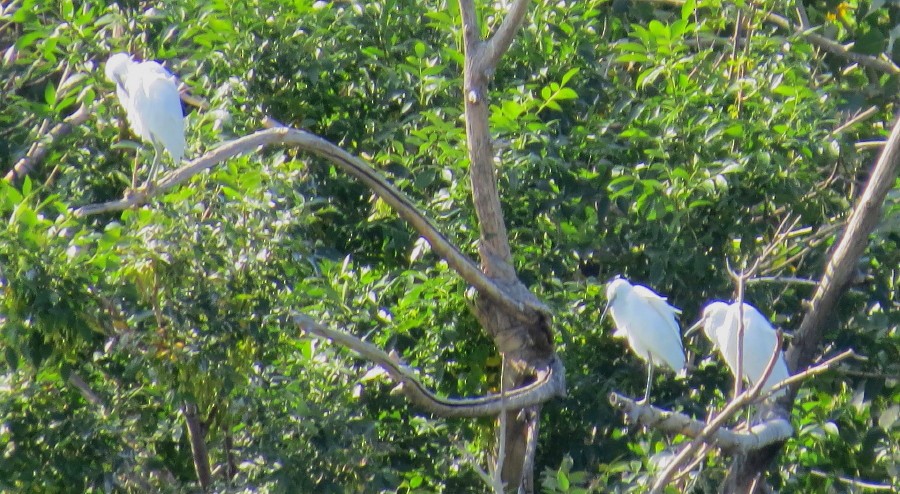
[105,52,185,188]
[601,277,686,403]
[690,301,790,397]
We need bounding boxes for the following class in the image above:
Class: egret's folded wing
[631,285,682,315]
[132,65,186,162]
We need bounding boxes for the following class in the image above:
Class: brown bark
[458,1,558,492]
[182,401,212,491]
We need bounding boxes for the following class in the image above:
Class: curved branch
[4,103,91,183]
[608,393,793,454]
[293,314,565,418]
[75,126,549,319]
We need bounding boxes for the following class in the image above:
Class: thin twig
[831,106,879,137]
[808,469,895,491]
[746,276,819,286]
[762,349,857,398]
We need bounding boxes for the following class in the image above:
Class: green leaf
[557,470,570,490]
[560,67,579,86]
[681,0,696,21]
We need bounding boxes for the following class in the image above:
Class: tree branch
[787,115,900,373]
[479,0,531,74]
[639,0,900,75]
[74,126,549,320]
[181,401,212,492]
[724,115,900,493]
[649,331,786,492]
[762,349,858,399]
[4,103,91,183]
[67,372,107,409]
[293,313,565,418]
[608,393,793,455]
[459,0,516,278]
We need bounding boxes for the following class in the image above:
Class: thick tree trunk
[458,2,555,491]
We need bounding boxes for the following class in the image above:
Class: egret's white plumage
[603,277,686,402]
[105,52,185,186]
[695,301,790,397]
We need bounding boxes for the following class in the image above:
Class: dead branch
[4,103,91,183]
[608,393,793,455]
[67,372,107,410]
[293,313,565,418]
[649,331,785,492]
[787,115,900,373]
[762,349,857,398]
[181,401,212,492]
[831,106,880,137]
[75,125,549,320]
[723,115,900,493]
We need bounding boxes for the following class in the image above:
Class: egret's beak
[684,318,704,337]
[598,294,614,327]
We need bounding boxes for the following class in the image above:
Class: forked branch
[293,314,565,418]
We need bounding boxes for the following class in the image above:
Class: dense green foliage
[1,0,898,492]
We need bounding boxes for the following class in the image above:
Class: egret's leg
[131,154,140,190]
[143,143,163,189]
[642,360,655,404]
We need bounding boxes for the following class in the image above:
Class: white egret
[690,301,790,397]
[602,277,686,403]
[105,52,185,188]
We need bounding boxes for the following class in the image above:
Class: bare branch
[763,349,858,398]
[809,469,896,491]
[787,115,900,372]
[181,401,211,491]
[746,276,819,286]
[608,393,793,454]
[74,126,550,320]
[480,0,531,74]
[459,0,516,278]
[649,331,785,492]
[4,103,91,183]
[831,106,880,137]
[67,372,107,410]
[293,314,564,418]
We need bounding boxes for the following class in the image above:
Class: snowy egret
[105,52,185,188]
[690,301,790,397]
[602,277,686,403]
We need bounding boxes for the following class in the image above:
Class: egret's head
[697,301,730,342]
[605,277,631,304]
[105,53,134,87]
